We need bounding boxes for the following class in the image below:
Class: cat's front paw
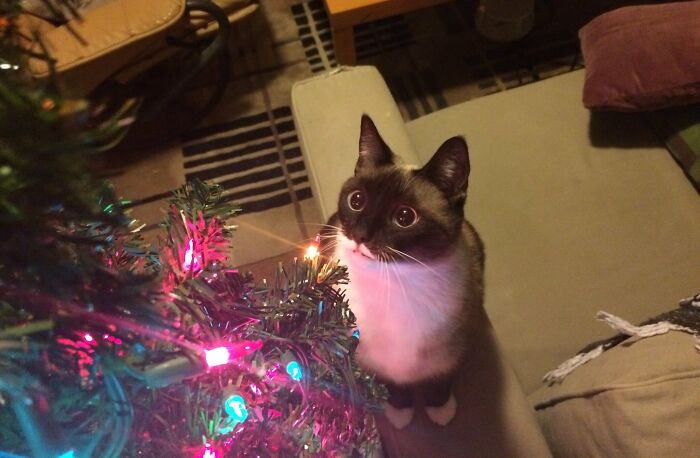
[425,393,457,426]
[383,403,414,430]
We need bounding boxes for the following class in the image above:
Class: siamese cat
[324,115,485,429]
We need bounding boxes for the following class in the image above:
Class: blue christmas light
[0,451,27,458]
[56,451,75,458]
[286,360,303,381]
[352,329,360,339]
[223,394,248,422]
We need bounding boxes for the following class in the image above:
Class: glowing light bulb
[205,347,231,368]
[224,394,248,422]
[183,239,197,270]
[304,244,319,260]
[304,234,321,260]
[352,329,360,339]
[83,333,94,342]
[201,443,217,458]
[286,361,303,381]
[57,451,75,458]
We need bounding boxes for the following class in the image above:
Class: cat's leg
[423,374,457,426]
[383,382,414,430]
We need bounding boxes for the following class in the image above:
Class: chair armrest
[292,66,418,221]
[21,0,186,95]
[189,0,258,38]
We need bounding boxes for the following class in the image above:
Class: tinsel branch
[127,180,384,456]
[0,2,384,455]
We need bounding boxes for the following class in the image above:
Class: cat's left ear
[420,136,470,204]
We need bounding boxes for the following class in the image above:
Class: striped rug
[181,106,311,215]
[115,104,320,267]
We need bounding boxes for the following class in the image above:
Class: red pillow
[579,1,700,111]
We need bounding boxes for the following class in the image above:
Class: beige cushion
[292,66,419,221]
[530,332,700,457]
[405,70,700,393]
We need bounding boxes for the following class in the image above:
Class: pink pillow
[580,2,700,111]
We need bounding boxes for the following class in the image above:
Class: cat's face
[336,115,470,263]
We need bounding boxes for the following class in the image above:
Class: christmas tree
[0,2,383,456]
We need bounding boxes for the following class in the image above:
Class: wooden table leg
[331,26,356,66]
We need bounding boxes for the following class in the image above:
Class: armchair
[17,0,257,146]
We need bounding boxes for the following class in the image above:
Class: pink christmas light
[205,347,231,368]
[201,443,217,458]
[204,341,263,368]
[83,333,94,342]
[102,334,123,345]
[183,239,200,271]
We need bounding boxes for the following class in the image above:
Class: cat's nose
[353,227,369,244]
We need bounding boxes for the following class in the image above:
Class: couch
[291,66,700,456]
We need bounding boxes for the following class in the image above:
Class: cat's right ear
[419,136,470,205]
[356,115,393,174]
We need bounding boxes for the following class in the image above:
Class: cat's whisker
[388,258,419,325]
[302,222,344,232]
[381,252,391,311]
[318,241,339,257]
[321,244,339,255]
[386,263,392,311]
[386,246,410,264]
[376,252,384,305]
[303,222,341,228]
[305,231,340,241]
[316,234,339,240]
[233,219,307,250]
[380,247,427,324]
[391,248,438,276]
[316,233,344,243]
[320,247,337,256]
[387,246,441,277]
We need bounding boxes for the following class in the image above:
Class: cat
[323,115,485,429]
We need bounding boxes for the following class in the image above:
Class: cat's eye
[347,190,366,211]
[394,206,418,228]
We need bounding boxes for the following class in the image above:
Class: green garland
[0,2,384,456]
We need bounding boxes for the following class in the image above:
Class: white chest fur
[334,234,467,384]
